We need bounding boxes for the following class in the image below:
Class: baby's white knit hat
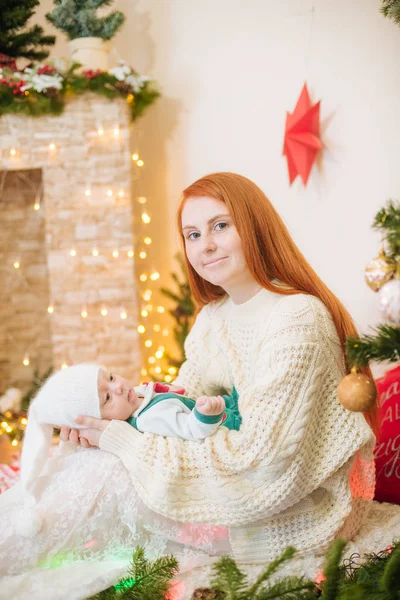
[17,363,102,538]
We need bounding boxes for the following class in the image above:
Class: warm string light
[8,131,173,379]
[10,129,165,371]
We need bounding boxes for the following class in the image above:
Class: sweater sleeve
[136,398,223,441]
[99,295,374,526]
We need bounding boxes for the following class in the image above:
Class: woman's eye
[215,221,227,231]
[187,231,200,240]
[105,393,110,402]
[109,373,114,381]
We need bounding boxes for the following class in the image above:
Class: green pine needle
[347,325,400,368]
[244,547,297,598]
[321,539,346,600]
[211,555,248,599]
[380,544,400,596]
[0,0,55,60]
[46,0,125,41]
[372,200,400,259]
[88,547,179,600]
[380,0,400,26]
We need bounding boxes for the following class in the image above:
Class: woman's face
[181,196,253,293]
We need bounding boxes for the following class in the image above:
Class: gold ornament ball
[337,372,377,412]
[364,248,396,292]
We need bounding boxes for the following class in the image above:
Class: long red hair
[177,172,379,436]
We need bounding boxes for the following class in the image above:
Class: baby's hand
[196,395,225,416]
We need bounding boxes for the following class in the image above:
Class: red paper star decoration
[283,83,322,186]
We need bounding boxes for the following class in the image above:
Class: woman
[2,172,399,599]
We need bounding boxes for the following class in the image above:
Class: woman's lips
[204,257,227,267]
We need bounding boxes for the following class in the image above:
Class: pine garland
[0,0,55,61]
[46,0,125,41]
[0,61,159,120]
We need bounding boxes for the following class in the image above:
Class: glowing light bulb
[168,367,177,375]
[145,340,152,348]
[162,328,169,336]
[137,325,145,334]
[118,190,125,198]
[141,309,148,317]
[107,189,113,197]
[6,426,12,433]
[101,307,108,316]
[10,148,16,156]
[139,251,147,259]
[1,422,7,429]
[21,417,28,425]
[112,250,119,258]
[137,159,144,167]
[49,143,56,151]
[128,250,134,257]
[23,356,29,366]
[81,309,88,318]
[138,196,147,204]
[120,310,127,320]
[34,202,40,211]
[97,128,104,135]
[150,272,160,281]
[142,213,151,224]
[165,375,172,382]
[148,357,156,364]
[155,350,163,359]
[157,305,165,313]
[70,249,76,257]
[139,274,147,282]
[13,261,20,269]
[61,363,68,369]
[131,153,139,161]
[144,237,152,245]
[143,290,152,301]
[47,306,54,314]
[85,189,91,196]
[11,439,18,446]
[153,324,161,332]
[155,366,161,374]
[92,248,99,257]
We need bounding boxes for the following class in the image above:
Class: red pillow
[374,365,400,504]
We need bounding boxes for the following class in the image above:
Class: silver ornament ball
[379,278,400,325]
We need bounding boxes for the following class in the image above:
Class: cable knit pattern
[99,289,376,561]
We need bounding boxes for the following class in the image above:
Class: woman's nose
[202,234,217,252]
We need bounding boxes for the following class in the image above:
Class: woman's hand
[59,416,110,448]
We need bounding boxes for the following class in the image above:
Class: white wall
[35,0,400,333]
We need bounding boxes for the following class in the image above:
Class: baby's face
[97,369,140,420]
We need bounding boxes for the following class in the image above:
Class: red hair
[177,172,379,436]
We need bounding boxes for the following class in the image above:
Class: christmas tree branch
[346,325,400,368]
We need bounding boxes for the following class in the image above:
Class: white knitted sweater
[99,288,376,562]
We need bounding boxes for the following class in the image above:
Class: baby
[98,368,241,440]
[16,364,241,537]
